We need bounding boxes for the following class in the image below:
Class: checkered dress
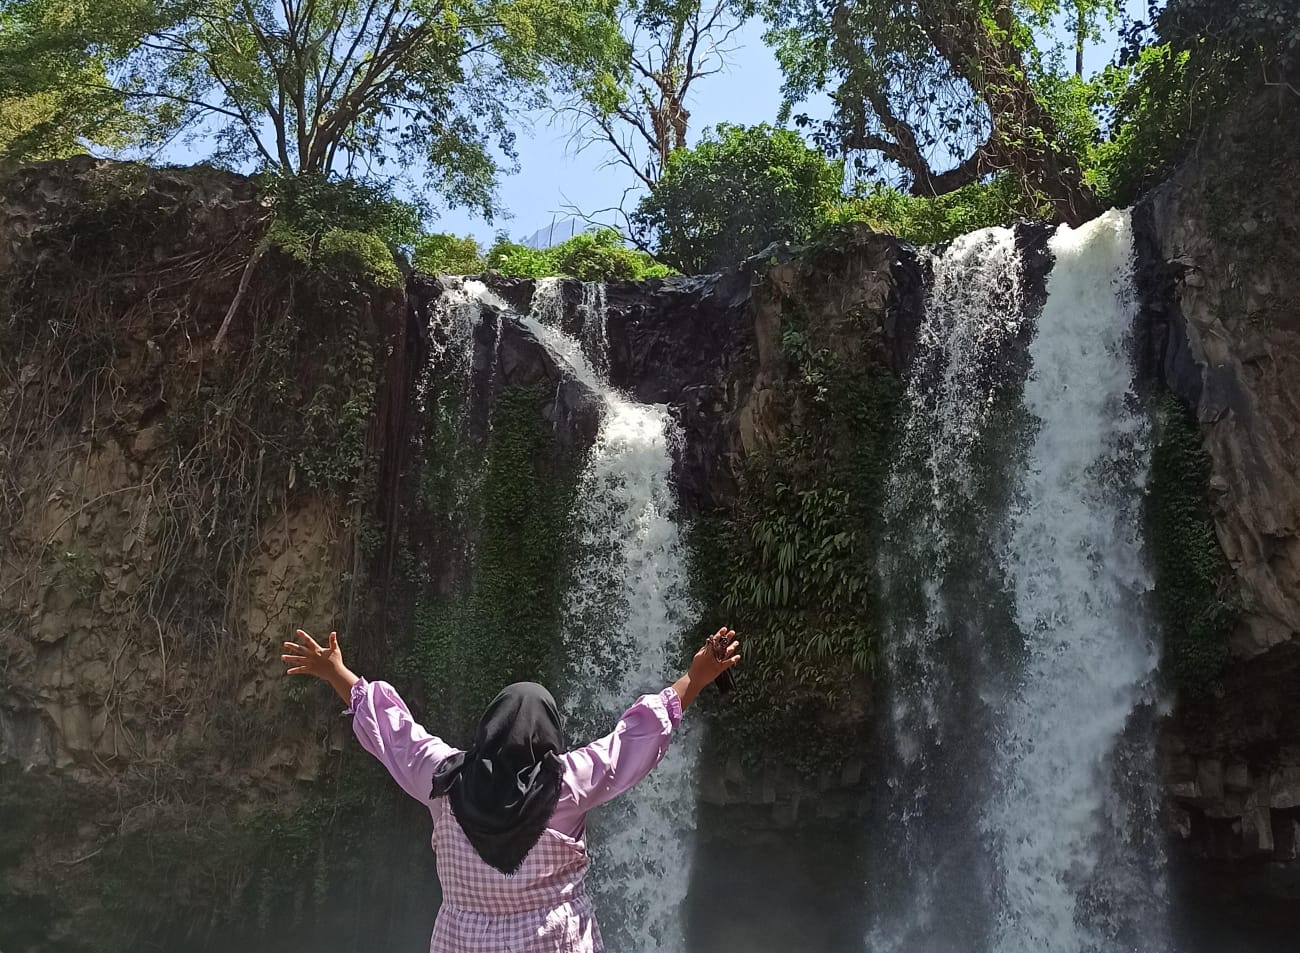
[349,679,681,953]
[428,799,602,953]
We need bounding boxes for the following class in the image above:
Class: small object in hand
[707,630,736,696]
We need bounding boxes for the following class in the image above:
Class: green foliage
[264,173,419,286]
[0,0,626,214]
[761,0,1100,218]
[310,229,402,287]
[0,4,142,163]
[268,173,424,248]
[817,176,1045,247]
[486,227,673,280]
[634,123,844,273]
[290,317,382,501]
[1093,0,1299,206]
[691,290,901,769]
[414,233,487,275]
[1146,395,1238,696]
[1089,44,1201,206]
[404,385,580,734]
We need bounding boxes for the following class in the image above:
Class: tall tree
[764,0,1113,223]
[1,0,624,215]
[632,122,843,273]
[568,0,744,189]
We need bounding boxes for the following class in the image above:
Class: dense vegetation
[632,122,843,273]
[1146,396,1239,695]
[4,0,1291,276]
[690,291,902,769]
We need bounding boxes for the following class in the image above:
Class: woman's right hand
[282,628,359,704]
[693,628,741,684]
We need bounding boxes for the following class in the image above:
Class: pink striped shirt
[348,679,683,952]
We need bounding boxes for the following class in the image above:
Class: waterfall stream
[988,210,1167,953]
[873,210,1169,953]
[528,279,698,953]
[435,215,1170,953]
[451,278,698,952]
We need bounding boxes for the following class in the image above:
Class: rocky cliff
[1138,90,1300,930]
[0,158,437,952]
[4,90,1300,950]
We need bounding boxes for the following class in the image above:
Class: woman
[281,626,741,953]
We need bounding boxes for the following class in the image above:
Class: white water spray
[527,281,700,953]
[881,226,1027,752]
[433,278,699,948]
[871,227,1029,952]
[987,209,1167,953]
[872,211,1168,953]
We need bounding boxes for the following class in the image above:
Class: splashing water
[872,227,1029,951]
[871,211,1169,953]
[528,282,700,953]
[986,209,1168,953]
[880,226,1027,756]
[429,277,699,949]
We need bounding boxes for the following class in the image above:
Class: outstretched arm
[281,629,458,802]
[281,628,358,703]
[555,628,742,827]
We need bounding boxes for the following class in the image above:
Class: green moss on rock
[405,384,580,734]
[689,283,902,772]
[1146,394,1239,695]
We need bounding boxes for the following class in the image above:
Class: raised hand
[673,627,742,711]
[282,628,359,703]
[695,627,741,684]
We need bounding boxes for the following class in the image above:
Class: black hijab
[430,682,566,875]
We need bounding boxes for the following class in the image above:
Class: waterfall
[524,280,700,953]
[987,210,1167,953]
[431,277,698,948]
[873,210,1168,953]
[872,227,1030,952]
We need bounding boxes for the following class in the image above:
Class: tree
[632,122,844,273]
[1,0,625,216]
[0,7,140,162]
[413,233,486,274]
[485,227,672,279]
[762,0,1114,224]
[1086,0,1299,205]
[1067,0,1116,78]
[569,0,745,190]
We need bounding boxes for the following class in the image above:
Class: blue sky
[437,16,797,245]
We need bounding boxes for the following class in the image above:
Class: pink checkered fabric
[428,798,603,953]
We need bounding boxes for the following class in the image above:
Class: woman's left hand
[673,628,741,711]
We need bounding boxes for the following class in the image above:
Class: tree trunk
[918,2,1100,225]
[1075,5,1086,78]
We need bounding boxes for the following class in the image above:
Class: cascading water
[987,210,1167,953]
[525,282,699,953]
[872,226,1031,952]
[873,210,1169,953]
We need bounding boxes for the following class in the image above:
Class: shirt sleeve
[348,678,460,804]
[555,687,683,825]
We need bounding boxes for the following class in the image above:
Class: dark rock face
[462,230,920,521]
[1134,90,1300,919]
[604,271,756,513]
[467,269,761,514]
